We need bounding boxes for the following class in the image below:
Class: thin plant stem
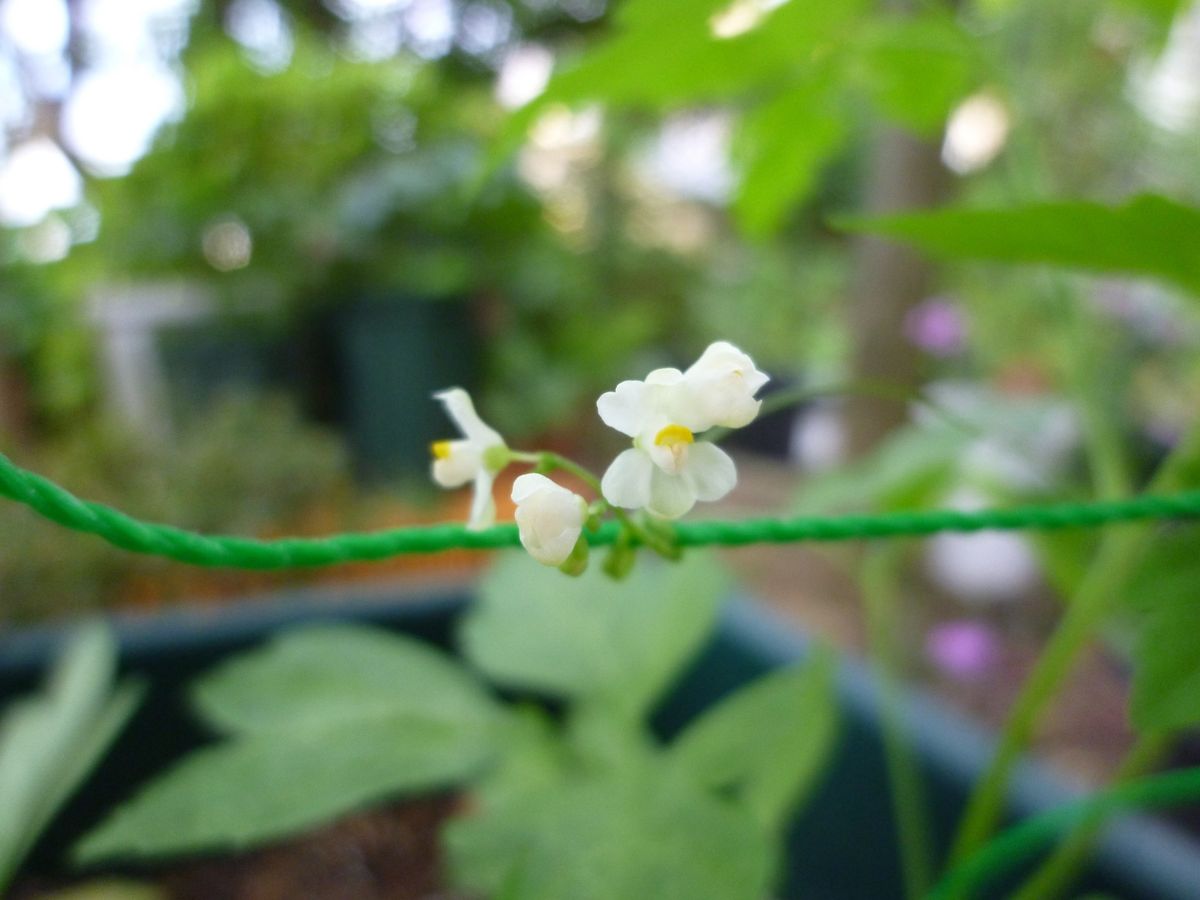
[947,421,1200,868]
[703,380,981,445]
[1011,730,1172,900]
[862,544,934,900]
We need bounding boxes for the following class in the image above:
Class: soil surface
[14,795,466,900]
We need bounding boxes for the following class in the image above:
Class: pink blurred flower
[925,620,1001,680]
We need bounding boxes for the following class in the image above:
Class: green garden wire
[2,450,1200,569]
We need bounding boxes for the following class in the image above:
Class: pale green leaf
[192,625,496,735]
[836,194,1200,297]
[75,716,494,863]
[77,626,503,863]
[445,763,775,900]
[461,554,728,717]
[670,651,838,831]
[0,623,142,892]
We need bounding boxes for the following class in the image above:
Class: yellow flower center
[654,424,695,447]
[431,440,453,460]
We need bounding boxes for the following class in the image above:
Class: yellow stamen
[654,424,695,447]
[431,440,453,460]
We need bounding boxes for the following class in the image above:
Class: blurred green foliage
[0,394,349,623]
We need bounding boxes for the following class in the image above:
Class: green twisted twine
[2,451,1199,569]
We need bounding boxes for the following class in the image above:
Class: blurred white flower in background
[431,388,508,530]
[925,487,1042,607]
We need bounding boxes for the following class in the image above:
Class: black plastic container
[2,584,1198,899]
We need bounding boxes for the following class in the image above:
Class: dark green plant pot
[2,587,1198,899]
[334,297,478,482]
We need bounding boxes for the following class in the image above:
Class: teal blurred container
[335,297,478,482]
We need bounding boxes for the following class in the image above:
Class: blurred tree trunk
[844,127,953,457]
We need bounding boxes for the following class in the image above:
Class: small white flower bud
[512,473,588,567]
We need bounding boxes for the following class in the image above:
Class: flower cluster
[430,342,767,573]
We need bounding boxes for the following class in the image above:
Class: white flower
[682,340,770,429]
[596,343,766,519]
[512,473,588,567]
[431,388,507,530]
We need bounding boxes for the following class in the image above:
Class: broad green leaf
[77,626,503,863]
[670,651,838,831]
[461,554,728,717]
[836,195,1200,297]
[0,622,143,892]
[75,716,493,863]
[733,79,846,236]
[1128,526,1200,732]
[852,13,983,134]
[445,763,775,900]
[192,625,495,735]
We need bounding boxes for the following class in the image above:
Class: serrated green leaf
[75,715,494,863]
[670,651,838,830]
[0,622,142,892]
[733,79,846,236]
[835,194,1200,297]
[192,625,495,735]
[851,13,983,134]
[445,763,775,900]
[77,625,502,863]
[461,554,728,718]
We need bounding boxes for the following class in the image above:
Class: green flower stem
[1011,730,1172,900]
[928,764,1200,900]
[863,544,933,900]
[946,421,1200,870]
[704,380,979,445]
[509,450,678,559]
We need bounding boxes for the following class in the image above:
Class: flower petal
[511,472,555,504]
[596,380,652,437]
[467,468,497,531]
[647,467,697,519]
[685,442,738,502]
[682,342,768,429]
[435,388,503,447]
[432,441,479,488]
[601,448,653,509]
[514,479,586,567]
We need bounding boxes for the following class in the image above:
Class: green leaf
[836,194,1200,297]
[670,651,838,830]
[75,717,493,863]
[192,625,495,735]
[1129,526,1200,732]
[461,553,728,718]
[1111,0,1190,23]
[733,79,846,236]
[534,0,868,110]
[445,763,775,900]
[852,13,983,134]
[0,622,143,892]
[77,626,502,863]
